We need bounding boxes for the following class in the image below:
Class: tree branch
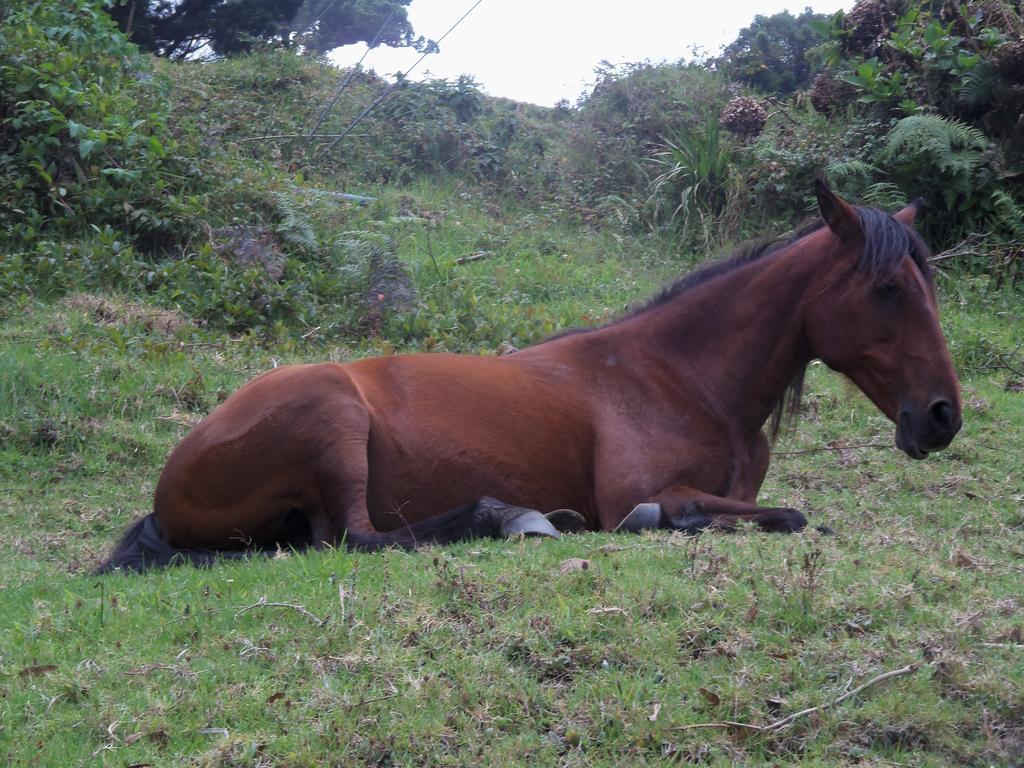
[929,232,989,264]
[773,442,889,456]
[670,663,921,735]
[761,663,920,732]
[235,595,328,626]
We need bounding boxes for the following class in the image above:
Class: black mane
[855,206,933,285]
[536,205,933,440]
[629,206,932,321]
[633,219,826,319]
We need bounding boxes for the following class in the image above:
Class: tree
[106,0,416,59]
[291,0,416,54]
[720,9,828,94]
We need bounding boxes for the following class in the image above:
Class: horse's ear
[892,197,924,225]
[814,179,861,243]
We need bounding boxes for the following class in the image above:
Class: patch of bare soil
[63,293,190,336]
[362,246,417,334]
[211,225,285,280]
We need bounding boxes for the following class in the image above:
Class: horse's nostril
[928,399,954,431]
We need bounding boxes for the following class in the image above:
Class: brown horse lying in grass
[98,182,962,572]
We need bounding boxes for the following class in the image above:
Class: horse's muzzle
[896,398,962,459]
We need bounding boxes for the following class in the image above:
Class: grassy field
[1,190,1023,766]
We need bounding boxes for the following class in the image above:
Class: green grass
[4,17,1023,764]
[1,208,1023,766]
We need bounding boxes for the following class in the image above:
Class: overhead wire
[303,2,402,150]
[318,0,486,158]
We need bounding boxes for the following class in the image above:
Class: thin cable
[320,0,485,157]
[304,3,402,149]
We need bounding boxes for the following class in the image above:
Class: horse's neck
[613,244,820,435]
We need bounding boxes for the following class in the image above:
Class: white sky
[329,1,852,107]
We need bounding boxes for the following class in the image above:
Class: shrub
[646,111,734,237]
[746,106,844,222]
[879,114,1020,245]
[562,63,730,208]
[0,0,202,248]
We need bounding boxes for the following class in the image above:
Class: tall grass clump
[647,111,736,246]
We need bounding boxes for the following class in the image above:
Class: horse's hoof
[546,508,587,533]
[614,503,662,533]
[757,508,808,533]
[501,508,560,539]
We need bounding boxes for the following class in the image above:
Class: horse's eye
[875,283,902,300]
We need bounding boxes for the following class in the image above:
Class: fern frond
[957,64,997,110]
[272,191,318,252]
[883,115,989,179]
[990,189,1024,241]
[826,159,874,185]
[862,182,908,210]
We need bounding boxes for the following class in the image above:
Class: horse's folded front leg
[669,492,808,533]
[615,486,810,535]
[694,507,808,533]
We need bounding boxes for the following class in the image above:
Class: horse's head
[804,181,962,459]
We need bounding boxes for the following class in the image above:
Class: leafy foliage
[0,221,379,337]
[291,0,417,54]
[720,9,828,94]
[745,106,845,223]
[812,113,1019,250]
[0,0,201,248]
[881,114,990,185]
[3,0,1022,348]
[824,158,909,211]
[105,0,417,59]
[106,0,300,59]
[878,114,1005,240]
[787,1,1024,254]
[647,112,733,238]
[814,0,1022,133]
[839,56,912,109]
[561,63,730,212]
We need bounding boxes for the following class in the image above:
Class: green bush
[646,111,735,243]
[747,109,841,221]
[813,2,1022,146]
[0,223,379,338]
[816,114,1020,249]
[879,114,1023,247]
[561,64,730,209]
[0,230,149,300]
[0,0,202,248]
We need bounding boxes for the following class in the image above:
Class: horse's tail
[95,513,256,573]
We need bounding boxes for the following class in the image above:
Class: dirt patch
[394,194,445,225]
[63,293,190,336]
[211,225,286,280]
[362,245,417,334]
